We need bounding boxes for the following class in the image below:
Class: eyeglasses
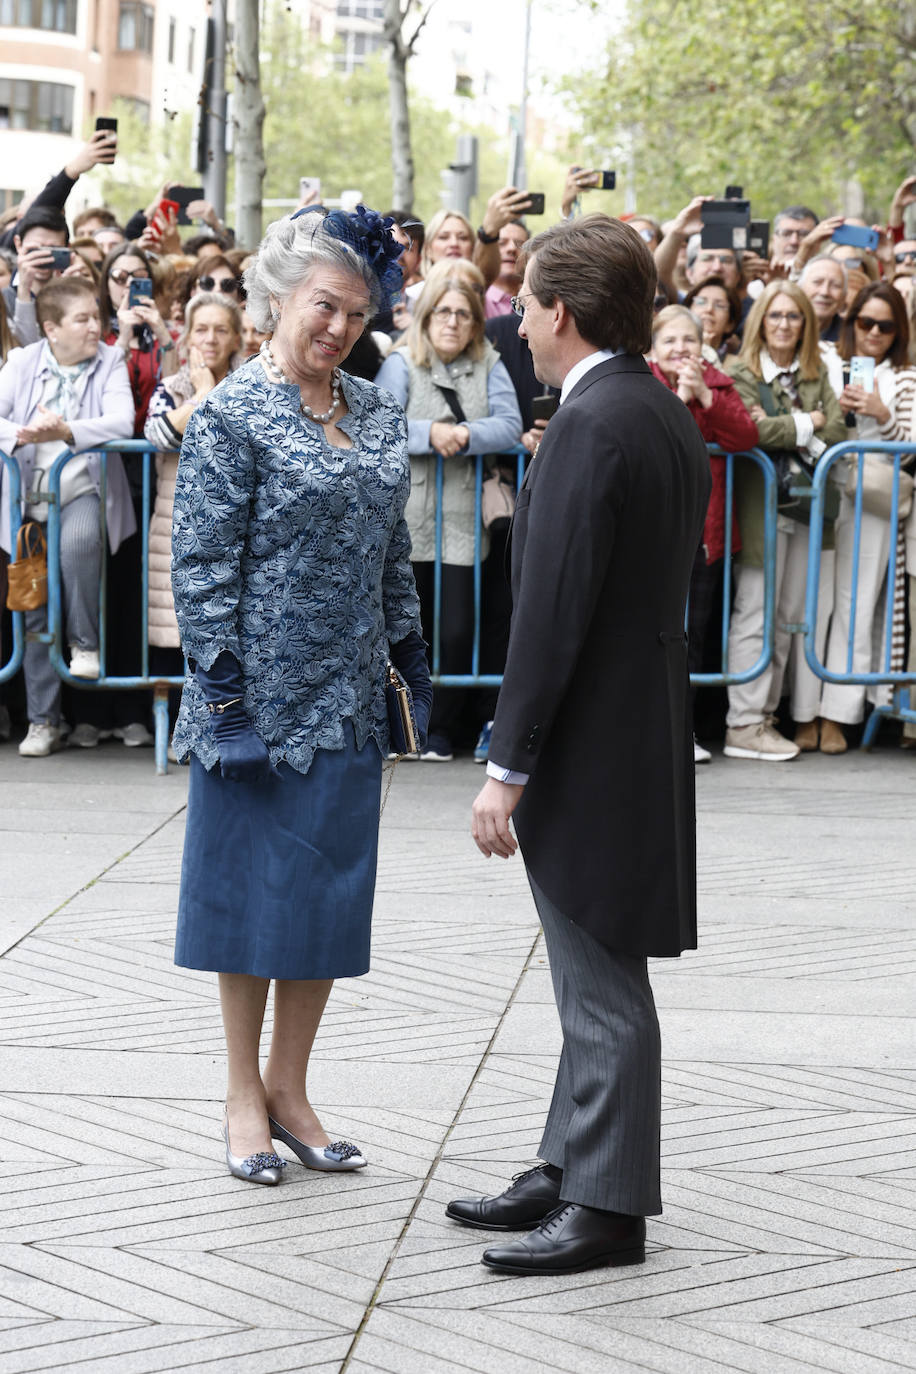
[774,227,807,240]
[895,250,916,263]
[765,311,803,324]
[856,314,896,335]
[510,294,535,317]
[692,296,730,312]
[431,306,472,323]
[108,268,146,285]
[198,275,241,295]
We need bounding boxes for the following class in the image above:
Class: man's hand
[16,242,56,298]
[64,129,117,179]
[740,250,770,284]
[793,214,844,272]
[669,194,713,241]
[889,175,916,228]
[429,421,469,457]
[480,187,534,239]
[560,165,601,219]
[184,199,220,230]
[521,416,549,454]
[472,777,523,859]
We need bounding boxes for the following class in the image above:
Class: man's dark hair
[386,210,425,252]
[519,213,656,353]
[72,206,118,233]
[183,231,231,255]
[15,205,70,245]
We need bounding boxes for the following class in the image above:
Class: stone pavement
[0,740,914,1374]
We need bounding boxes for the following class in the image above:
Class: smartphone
[597,170,616,190]
[832,223,880,253]
[749,219,770,258]
[849,355,876,392]
[49,247,71,271]
[170,185,205,226]
[701,198,751,250]
[94,116,118,133]
[128,277,153,309]
[523,192,546,216]
[299,176,321,201]
[725,184,744,199]
[531,394,559,423]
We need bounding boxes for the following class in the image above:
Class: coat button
[526,725,540,751]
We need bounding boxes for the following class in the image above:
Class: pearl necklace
[260,340,342,424]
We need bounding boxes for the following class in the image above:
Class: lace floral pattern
[171,357,421,774]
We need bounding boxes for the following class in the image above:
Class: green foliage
[565,0,916,222]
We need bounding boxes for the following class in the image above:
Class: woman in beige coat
[143,293,242,730]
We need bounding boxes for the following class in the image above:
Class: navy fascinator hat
[290,203,404,313]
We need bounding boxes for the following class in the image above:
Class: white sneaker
[70,723,112,748]
[693,735,712,764]
[19,722,64,757]
[724,721,800,761]
[114,723,153,747]
[69,646,100,679]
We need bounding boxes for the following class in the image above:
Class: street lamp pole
[508,0,532,189]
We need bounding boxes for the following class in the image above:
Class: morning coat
[487,354,711,957]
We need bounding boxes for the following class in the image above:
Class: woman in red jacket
[650,305,758,761]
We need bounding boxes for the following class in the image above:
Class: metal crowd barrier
[805,439,916,746]
[0,441,184,774]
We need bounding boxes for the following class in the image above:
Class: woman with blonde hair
[724,280,846,760]
[375,260,521,759]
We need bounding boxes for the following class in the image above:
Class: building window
[187,25,195,72]
[118,1,154,52]
[337,0,383,16]
[0,0,77,32]
[168,16,176,63]
[0,78,74,132]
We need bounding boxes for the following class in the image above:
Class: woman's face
[0,258,11,291]
[428,216,473,264]
[187,304,240,377]
[427,288,475,363]
[688,285,731,346]
[652,320,701,379]
[107,253,147,309]
[240,309,268,358]
[44,295,102,365]
[272,267,371,382]
[191,265,241,302]
[853,296,896,363]
[762,291,804,356]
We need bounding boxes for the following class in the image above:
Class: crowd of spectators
[0,135,915,763]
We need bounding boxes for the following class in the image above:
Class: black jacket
[488,354,711,957]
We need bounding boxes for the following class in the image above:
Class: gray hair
[799,253,848,287]
[244,212,380,332]
[686,233,743,270]
[180,291,243,349]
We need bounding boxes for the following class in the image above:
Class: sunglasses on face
[109,268,146,285]
[895,250,916,263]
[856,315,895,335]
[198,275,241,295]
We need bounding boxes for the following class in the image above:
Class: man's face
[687,248,739,289]
[772,216,816,264]
[15,226,68,285]
[517,259,559,386]
[801,261,845,324]
[93,227,126,256]
[497,223,529,284]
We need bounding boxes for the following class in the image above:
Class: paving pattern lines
[658,1064,916,1115]
[695,855,916,901]
[348,1305,916,1374]
[647,923,916,980]
[0,1321,353,1374]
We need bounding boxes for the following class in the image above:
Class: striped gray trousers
[530,874,663,1217]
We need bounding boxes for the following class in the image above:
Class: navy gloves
[195,651,273,784]
[389,630,433,751]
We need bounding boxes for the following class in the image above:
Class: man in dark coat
[446,214,711,1275]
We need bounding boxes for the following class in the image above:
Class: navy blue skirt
[175,729,383,979]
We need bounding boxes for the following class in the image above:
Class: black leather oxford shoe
[445,1163,563,1231]
[481,1202,646,1274]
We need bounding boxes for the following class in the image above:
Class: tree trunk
[384,0,415,212]
[234,0,266,249]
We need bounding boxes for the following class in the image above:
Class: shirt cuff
[793,412,814,448]
[487,760,530,785]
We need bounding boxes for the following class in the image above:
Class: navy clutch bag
[386,662,419,755]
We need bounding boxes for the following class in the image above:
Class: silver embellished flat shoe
[223,1123,286,1185]
[268,1116,367,1171]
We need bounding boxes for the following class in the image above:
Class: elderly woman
[144,293,243,734]
[650,305,758,761]
[171,206,432,1186]
[725,281,846,760]
[682,276,742,362]
[375,260,522,761]
[817,283,916,751]
[0,277,135,756]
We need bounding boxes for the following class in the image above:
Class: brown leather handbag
[6,522,48,611]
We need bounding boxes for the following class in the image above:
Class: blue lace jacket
[170,358,421,774]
